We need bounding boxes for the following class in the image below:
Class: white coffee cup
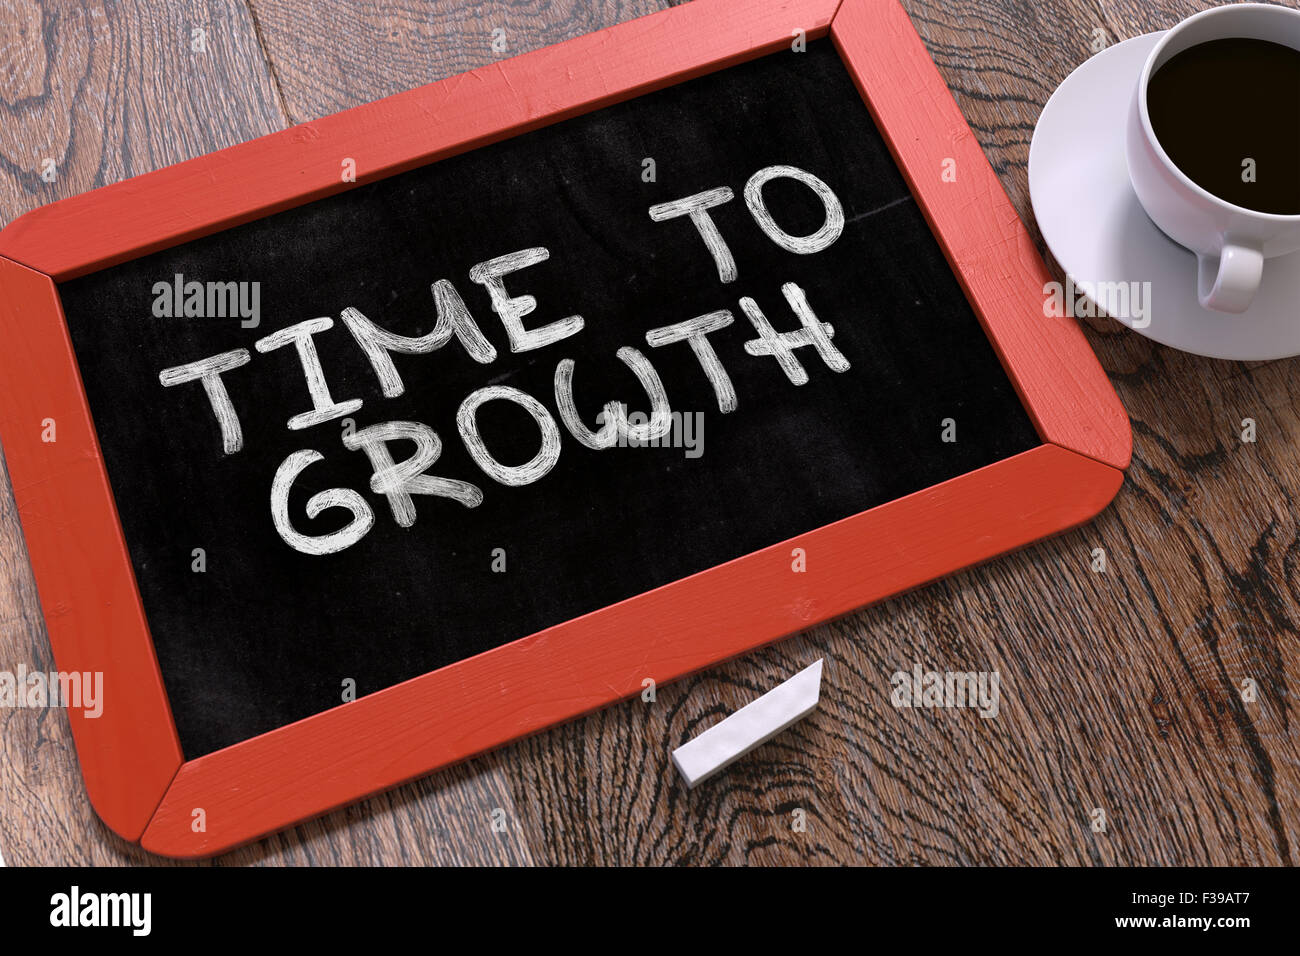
[1125,2,1300,314]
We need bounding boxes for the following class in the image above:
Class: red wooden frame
[0,0,1129,858]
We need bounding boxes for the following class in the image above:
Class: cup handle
[1197,242,1264,314]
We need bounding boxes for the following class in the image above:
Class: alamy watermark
[1044,274,1151,329]
[152,272,261,328]
[50,887,150,936]
[890,663,1000,718]
[594,409,705,459]
[0,665,103,718]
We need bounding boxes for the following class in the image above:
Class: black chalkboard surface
[58,39,1038,759]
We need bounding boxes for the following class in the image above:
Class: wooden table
[1,0,1296,866]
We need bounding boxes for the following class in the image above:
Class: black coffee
[1147,37,1300,215]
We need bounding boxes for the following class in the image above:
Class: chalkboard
[0,0,1129,854]
[57,39,1037,759]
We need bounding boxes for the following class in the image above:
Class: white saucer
[1029,32,1300,361]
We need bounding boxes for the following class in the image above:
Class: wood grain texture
[2,0,1298,866]
[244,0,669,122]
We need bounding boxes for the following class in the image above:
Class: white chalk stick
[671,659,823,788]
